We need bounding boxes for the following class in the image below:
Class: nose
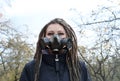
[51,34,61,41]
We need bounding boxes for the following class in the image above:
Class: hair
[34,18,81,81]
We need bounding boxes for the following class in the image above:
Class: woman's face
[45,23,67,39]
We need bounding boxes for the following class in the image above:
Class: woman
[19,18,91,81]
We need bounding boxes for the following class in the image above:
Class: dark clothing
[19,54,91,81]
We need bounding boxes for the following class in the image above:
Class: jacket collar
[42,54,66,66]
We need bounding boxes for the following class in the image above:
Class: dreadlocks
[34,18,81,81]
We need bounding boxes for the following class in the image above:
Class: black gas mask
[40,35,72,72]
[40,34,72,54]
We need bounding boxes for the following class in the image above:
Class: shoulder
[25,60,35,67]
[79,61,88,74]
[79,61,92,81]
[22,60,36,73]
[79,61,88,70]
[20,60,35,81]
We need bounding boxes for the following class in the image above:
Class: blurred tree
[0,21,34,81]
[0,1,35,81]
[72,2,120,81]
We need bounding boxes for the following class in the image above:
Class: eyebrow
[47,30,65,32]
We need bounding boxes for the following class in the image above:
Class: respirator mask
[40,35,72,72]
[40,34,72,54]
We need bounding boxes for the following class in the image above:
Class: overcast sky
[1,0,119,47]
[4,0,112,33]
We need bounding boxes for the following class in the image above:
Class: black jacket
[19,54,91,81]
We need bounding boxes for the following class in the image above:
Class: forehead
[46,24,65,32]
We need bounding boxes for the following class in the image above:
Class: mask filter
[40,35,72,54]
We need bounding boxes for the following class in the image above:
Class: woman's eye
[58,33,64,36]
[47,33,54,36]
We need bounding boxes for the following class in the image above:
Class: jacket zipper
[55,54,60,81]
